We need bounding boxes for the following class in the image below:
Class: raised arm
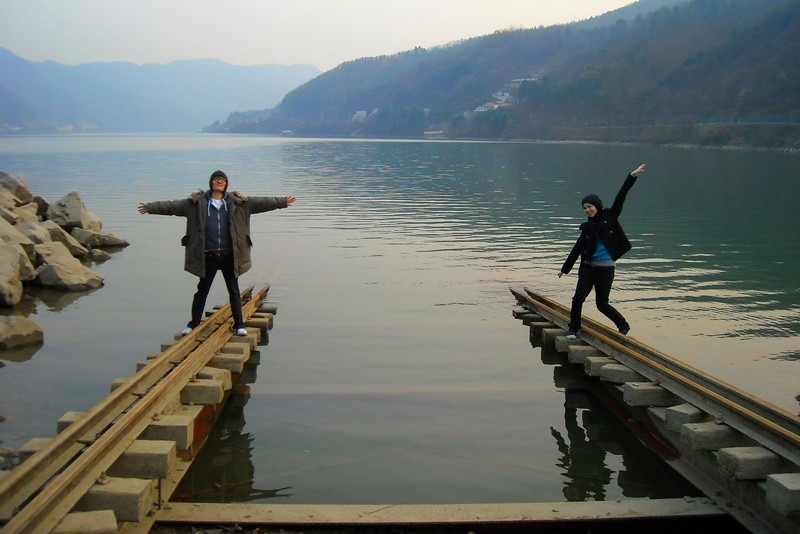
[610,163,646,216]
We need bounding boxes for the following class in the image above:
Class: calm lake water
[0,134,798,504]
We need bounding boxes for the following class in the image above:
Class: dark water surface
[0,134,797,504]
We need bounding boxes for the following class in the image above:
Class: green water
[0,134,797,504]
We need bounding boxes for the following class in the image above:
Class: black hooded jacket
[560,173,638,274]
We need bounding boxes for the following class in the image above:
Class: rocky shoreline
[1,170,130,471]
[0,170,129,350]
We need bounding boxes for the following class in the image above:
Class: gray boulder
[15,221,51,245]
[0,206,18,224]
[86,248,111,262]
[0,244,27,306]
[33,242,104,291]
[0,217,33,247]
[0,189,21,210]
[41,220,89,257]
[71,227,129,248]
[46,192,102,232]
[0,172,33,204]
[13,203,40,224]
[0,315,43,350]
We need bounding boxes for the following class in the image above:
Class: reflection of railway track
[0,285,271,534]
[511,285,800,534]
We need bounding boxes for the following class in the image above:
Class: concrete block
[520,313,542,326]
[53,510,118,534]
[228,330,259,350]
[599,363,645,384]
[540,328,563,347]
[108,439,176,479]
[567,345,602,365]
[554,335,584,354]
[221,341,250,358]
[665,403,708,432]
[511,306,528,319]
[197,366,232,390]
[19,437,50,462]
[766,473,800,515]
[251,313,274,333]
[180,378,224,405]
[528,320,553,333]
[245,316,271,336]
[140,414,194,450]
[718,446,783,480]
[585,356,615,377]
[76,476,154,523]
[681,421,751,450]
[622,382,680,407]
[258,303,278,314]
[208,353,246,374]
[57,411,84,433]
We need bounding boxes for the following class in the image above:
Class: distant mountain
[209,0,800,148]
[0,49,320,132]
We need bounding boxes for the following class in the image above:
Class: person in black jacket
[558,164,646,339]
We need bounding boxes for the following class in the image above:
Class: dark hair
[581,194,603,211]
[209,170,228,192]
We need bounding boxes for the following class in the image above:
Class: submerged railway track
[2,283,797,532]
[0,284,272,533]
[511,285,800,534]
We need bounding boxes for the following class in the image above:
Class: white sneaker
[235,327,248,337]
[566,329,578,340]
[181,326,193,336]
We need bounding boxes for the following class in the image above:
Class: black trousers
[568,263,628,332]
[189,252,244,329]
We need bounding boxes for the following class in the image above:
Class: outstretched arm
[630,163,646,177]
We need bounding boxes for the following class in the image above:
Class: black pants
[189,252,244,329]
[569,263,628,332]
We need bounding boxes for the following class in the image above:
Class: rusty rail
[0,285,269,533]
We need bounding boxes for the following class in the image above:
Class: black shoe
[619,325,630,335]
[566,329,578,340]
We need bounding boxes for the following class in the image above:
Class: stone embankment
[0,171,128,351]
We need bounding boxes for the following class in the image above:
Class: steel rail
[510,286,800,465]
[0,285,267,533]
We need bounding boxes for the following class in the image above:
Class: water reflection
[173,404,292,503]
[541,336,700,501]
[1,135,797,504]
[175,351,293,503]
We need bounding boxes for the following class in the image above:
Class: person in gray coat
[138,170,296,336]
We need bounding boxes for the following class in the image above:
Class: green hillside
[209,0,800,148]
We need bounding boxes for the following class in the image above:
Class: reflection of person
[558,164,646,339]
[138,170,296,336]
[550,406,611,501]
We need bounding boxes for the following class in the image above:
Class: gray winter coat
[144,189,289,278]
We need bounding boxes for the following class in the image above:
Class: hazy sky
[1,0,636,71]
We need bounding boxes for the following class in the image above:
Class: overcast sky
[1,0,636,72]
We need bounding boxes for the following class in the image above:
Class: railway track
[0,285,270,533]
[511,285,800,534]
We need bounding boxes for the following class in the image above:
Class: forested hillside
[209,0,800,148]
